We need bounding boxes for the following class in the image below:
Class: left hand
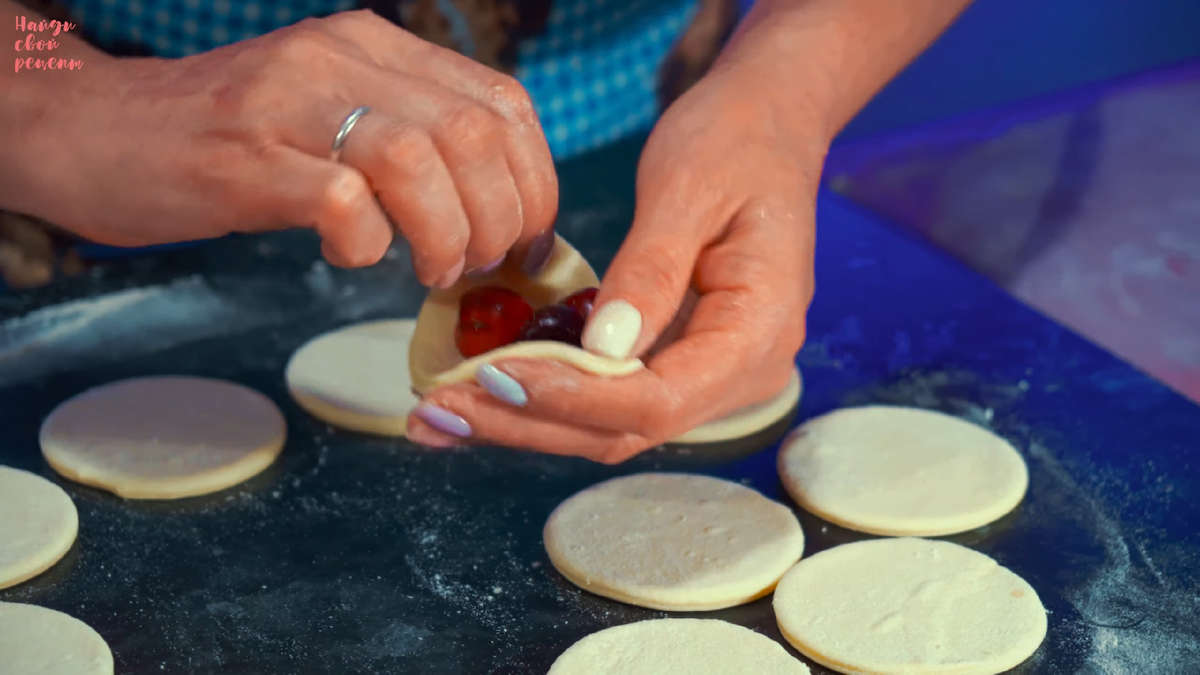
[406,65,823,461]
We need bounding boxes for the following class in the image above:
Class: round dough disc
[0,601,114,675]
[286,319,420,437]
[672,367,803,444]
[773,538,1047,674]
[40,376,287,500]
[778,406,1028,536]
[544,473,804,611]
[549,618,811,675]
[0,467,78,590]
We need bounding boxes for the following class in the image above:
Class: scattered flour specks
[0,276,246,383]
[1027,442,1200,673]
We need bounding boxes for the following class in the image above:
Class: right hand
[34,10,558,285]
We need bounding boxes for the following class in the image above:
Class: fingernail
[406,420,459,448]
[412,403,471,437]
[434,257,466,289]
[466,254,505,280]
[522,230,555,276]
[476,364,528,407]
[582,300,642,359]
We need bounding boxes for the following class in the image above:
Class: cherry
[561,287,599,320]
[455,285,534,358]
[518,304,585,346]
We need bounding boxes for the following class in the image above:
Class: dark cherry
[518,304,585,346]
[455,285,535,358]
[561,287,599,320]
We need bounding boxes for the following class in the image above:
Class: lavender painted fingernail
[476,364,528,407]
[466,254,506,280]
[413,404,471,437]
[522,230,556,276]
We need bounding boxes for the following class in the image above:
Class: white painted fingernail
[582,300,642,359]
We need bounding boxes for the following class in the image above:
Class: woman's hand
[26,10,558,285]
[406,65,824,460]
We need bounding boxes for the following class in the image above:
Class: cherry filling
[561,287,598,320]
[455,286,535,359]
[454,285,599,357]
[518,304,585,346]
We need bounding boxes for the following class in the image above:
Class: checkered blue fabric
[59,0,698,160]
[516,0,696,158]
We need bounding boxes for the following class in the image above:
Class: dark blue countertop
[0,133,1197,673]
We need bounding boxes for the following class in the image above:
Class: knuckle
[274,26,337,63]
[438,105,500,147]
[329,8,377,29]
[484,75,536,122]
[316,167,370,221]
[379,124,437,173]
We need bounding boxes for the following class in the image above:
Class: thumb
[582,205,706,360]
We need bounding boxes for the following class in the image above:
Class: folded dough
[408,235,644,394]
[407,235,801,444]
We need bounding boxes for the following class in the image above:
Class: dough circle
[0,467,78,590]
[671,367,803,444]
[549,618,811,675]
[286,319,420,437]
[778,406,1028,536]
[544,473,804,611]
[409,235,801,444]
[0,601,114,675]
[773,538,1047,675]
[40,376,287,500]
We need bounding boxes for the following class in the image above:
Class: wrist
[708,12,841,153]
[712,0,972,144]
[701,57,833,175]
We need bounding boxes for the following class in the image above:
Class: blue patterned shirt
[58,0,701,160]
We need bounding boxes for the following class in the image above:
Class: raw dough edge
[777,406,1028,536]
[0,601,114,675]
[544,473,805,611]
[285,319,419,438]
[0,467,79,591]
[40,377,286,500]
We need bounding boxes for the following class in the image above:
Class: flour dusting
[1027,442,1200,673]
[0,276,249,383]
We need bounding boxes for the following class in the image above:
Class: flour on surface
[1027,442,1199,673]
[0,276,245,383]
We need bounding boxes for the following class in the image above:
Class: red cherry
[455,286,534,358]
[518,304,586,346]
[561,287,599,320]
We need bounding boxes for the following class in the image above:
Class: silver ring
[330,105,371,162]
